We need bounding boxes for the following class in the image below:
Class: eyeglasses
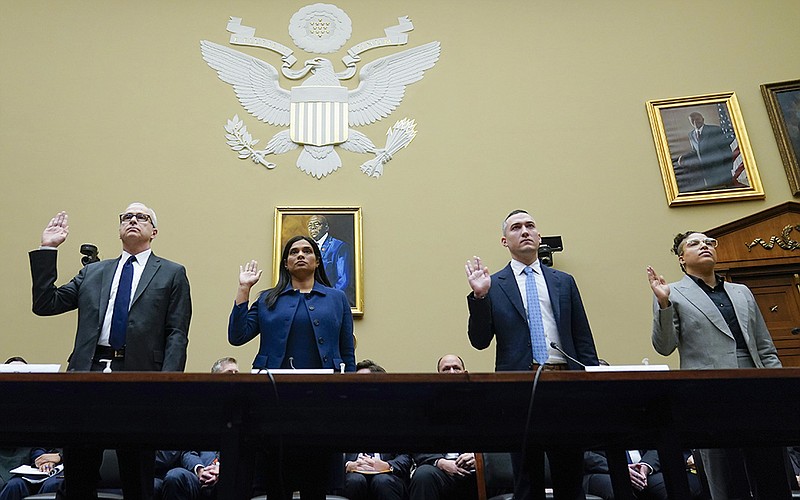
[119,212,152,224]
[683,238,718,251]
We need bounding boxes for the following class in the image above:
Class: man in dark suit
[583,450,705,500]
[410,355,478,500]
[466,209,598,500]
[29,203,192,500]
[677,112,734,190]
[343,359,413,500]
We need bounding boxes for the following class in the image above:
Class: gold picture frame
[273,206,364,316]
[761,79,800,196]
[646,91,764,206]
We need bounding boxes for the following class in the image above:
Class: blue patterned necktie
[524,266,549,364]
[110,255,136,349]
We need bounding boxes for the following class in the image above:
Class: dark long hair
[264,235,331,309]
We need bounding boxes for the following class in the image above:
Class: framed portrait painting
[274,206,364,316]
[646,91,764,206]
[761,79,800,195]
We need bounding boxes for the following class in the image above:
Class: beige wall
[2,1,799,373]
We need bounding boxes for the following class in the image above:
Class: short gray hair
[125,202,158,228]
[211,356,238,373]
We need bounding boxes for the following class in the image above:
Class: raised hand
[41,211,69,248]
[235,260,263,305]
[646,266,670,309]
[465,256,491,299]
[239,260,263,288]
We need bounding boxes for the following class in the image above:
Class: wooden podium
[2,370,799,500]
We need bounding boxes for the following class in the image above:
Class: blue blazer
[468,261,598,371]
[319,236,354,305]
[229,282,355,371]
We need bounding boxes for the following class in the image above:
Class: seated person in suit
[409,355,477,500]
[0,359,64,500]
[153,359,235,499]
[343,360,412,500]
[210,356,239,374]
[0,448,63,500]
[159,451,219,500]
[788,447,800,490]
[583,450,704,500]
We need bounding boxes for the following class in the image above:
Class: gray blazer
[652,275,781,369]
[30,248,191,371]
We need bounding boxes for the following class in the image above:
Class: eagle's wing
[348,41,440,127]
[200,40,291,127]
[339,129,376,154]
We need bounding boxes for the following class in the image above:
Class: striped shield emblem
[290,86,349,146]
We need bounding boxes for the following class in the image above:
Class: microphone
[549,342,586,368]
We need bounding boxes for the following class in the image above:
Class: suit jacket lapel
[132,253,161,306]
[542,265,561,326]
[674,275,733,339]
[98,258,118,325]
[497,263,526,321]
[725,282,751,341]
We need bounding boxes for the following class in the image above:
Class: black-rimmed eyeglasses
[119,212,152,224]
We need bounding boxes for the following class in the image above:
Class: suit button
[323,356,328,363]
[318,337,325,344]
[309,305,315,311]
[314,319,320,326]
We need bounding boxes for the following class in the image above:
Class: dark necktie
[110,255,136,349]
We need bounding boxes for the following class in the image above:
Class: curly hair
[671,231,699,256]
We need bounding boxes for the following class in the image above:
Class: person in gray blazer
[29,203,192,500]
[647,231,790,500]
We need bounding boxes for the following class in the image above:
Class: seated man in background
[210,356,239,374]
[0,358,63,500]
[583,449,705,500]
[0,447,63,500]
[343,359,412,500]
[410,355,477,500]
[789,447,800,490]
[158,451,219,500]
[153,358,236,498]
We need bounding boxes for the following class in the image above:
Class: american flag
[717,103,749,187]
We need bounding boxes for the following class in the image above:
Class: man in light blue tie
[465,209,599,500]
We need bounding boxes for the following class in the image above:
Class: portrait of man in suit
[28,202,192,499]
[675,111,736,191]
[307,214,355,306]
[465,209,599,500]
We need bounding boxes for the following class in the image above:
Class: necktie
[110,255,136,349]
[524,266,549,364]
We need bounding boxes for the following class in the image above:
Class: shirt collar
[688,273,724,291]
[278,280,328,297]
[121,248,152,266]
[510,258,542,276]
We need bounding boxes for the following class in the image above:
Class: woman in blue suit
[229,235,355,373]
[228,235,355,500]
